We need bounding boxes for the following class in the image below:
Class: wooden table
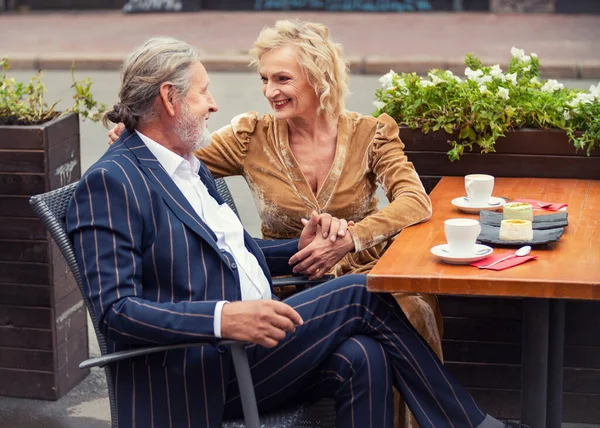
[368,177,600,428]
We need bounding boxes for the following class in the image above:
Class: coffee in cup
[464,174,494,206]
[444,218,482,256]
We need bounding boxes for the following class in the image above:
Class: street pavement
[0,11,599,78]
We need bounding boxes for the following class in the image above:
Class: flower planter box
[400,127,600,193]
[0,112,88,400]
[399,126,600,424]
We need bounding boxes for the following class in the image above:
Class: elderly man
[67,37,525,428]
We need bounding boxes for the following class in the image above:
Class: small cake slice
[499,219,533,241]
[503,202,533,221]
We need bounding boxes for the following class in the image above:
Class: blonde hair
[103,37,200,131]
[250,20,349,117]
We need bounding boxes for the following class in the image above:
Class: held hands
[108,122,125,145]
[292,217,356,280]
[298,211,352,251]
[220,300,303,348]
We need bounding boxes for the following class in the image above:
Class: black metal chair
[29,178,334,428]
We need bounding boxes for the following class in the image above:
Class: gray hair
[103,37,200,131]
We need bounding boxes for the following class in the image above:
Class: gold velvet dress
[196,111,443,427]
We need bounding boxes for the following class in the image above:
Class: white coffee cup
[444,218,482,256]
[465,174,495,206]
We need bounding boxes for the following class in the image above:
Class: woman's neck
[287,113,338,142]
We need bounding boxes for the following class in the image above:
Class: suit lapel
[123,132,228,260]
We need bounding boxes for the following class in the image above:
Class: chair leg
[230,343,261,428]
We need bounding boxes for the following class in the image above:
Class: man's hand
[220,300,303,348]
[108,122,125,145]
[298,211,353,251]
[290,225,355,280]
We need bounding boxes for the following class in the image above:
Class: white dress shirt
[137,131,271,337]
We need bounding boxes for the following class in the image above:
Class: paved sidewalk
[0,11,599,77]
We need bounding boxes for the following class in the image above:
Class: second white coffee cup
[465,174,495,206]
[444,218,482,256]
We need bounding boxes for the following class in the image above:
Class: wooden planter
[400,127,600,193]
[400,127,600,424]
[0,113,88,400]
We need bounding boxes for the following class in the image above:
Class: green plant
[373,48,600,161]
[0,58,106,126]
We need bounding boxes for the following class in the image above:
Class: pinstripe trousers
[222,274,487,428]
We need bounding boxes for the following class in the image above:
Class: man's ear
[159,83,177,117]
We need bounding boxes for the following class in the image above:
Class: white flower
[420,79,434,87]
[567,93,595,108]
[490,65,504,79]
[511,47,525,60]
[505,73,518,85]
[522,55,531,63]
[541,79,564,93]
[530,77,540,84]
[379,70,396,90]
[428,72,445,85]
[589,83,600,99]
[465,67,484,80]
[564,111,571,120]
[373,101,386,110]
[523,66,531,72]
[453,75,463,83]
[479,85,488,95]
[477,75,493,84]
[497,87,510,100]
[531,53,538,59]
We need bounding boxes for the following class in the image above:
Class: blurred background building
[1,0,600,13]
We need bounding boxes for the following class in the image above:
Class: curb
[3,53,600,79]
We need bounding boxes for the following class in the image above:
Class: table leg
[546,299,565,428]
[521,298,549,428]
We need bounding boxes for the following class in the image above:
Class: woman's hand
[107,122,125,145]
[298,211,353,251]
[291,224,355,280]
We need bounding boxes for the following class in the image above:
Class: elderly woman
[110,20,442,428]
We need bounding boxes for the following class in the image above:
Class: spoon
[477,245,532,269]
[463,196,502,206]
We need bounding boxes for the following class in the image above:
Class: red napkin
[513,198,567,211]
[470,251,538,270]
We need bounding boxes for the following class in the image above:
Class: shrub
[373,48,600,161]
[0,58,106,126]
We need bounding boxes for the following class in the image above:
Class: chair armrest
[79,339,237,369]
[272,274,334,288]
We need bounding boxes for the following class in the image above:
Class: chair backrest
[29,182,119,427]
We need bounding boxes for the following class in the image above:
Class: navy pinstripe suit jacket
[66,131,300,427]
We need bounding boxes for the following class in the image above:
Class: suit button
[217,346,227,354]
[231,263,237,269]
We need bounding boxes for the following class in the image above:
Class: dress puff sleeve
[194,111,259,178]
[348,114,433,252]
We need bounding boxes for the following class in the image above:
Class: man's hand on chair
[221,300,303,348]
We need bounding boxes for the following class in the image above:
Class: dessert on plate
[499,219,534,241]
[503,202,533,221]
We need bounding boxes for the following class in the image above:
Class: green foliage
[373,48,600,161]
[0,58,106,126]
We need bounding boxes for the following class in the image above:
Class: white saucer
[451,196,506,214]
[430,244,494,265]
